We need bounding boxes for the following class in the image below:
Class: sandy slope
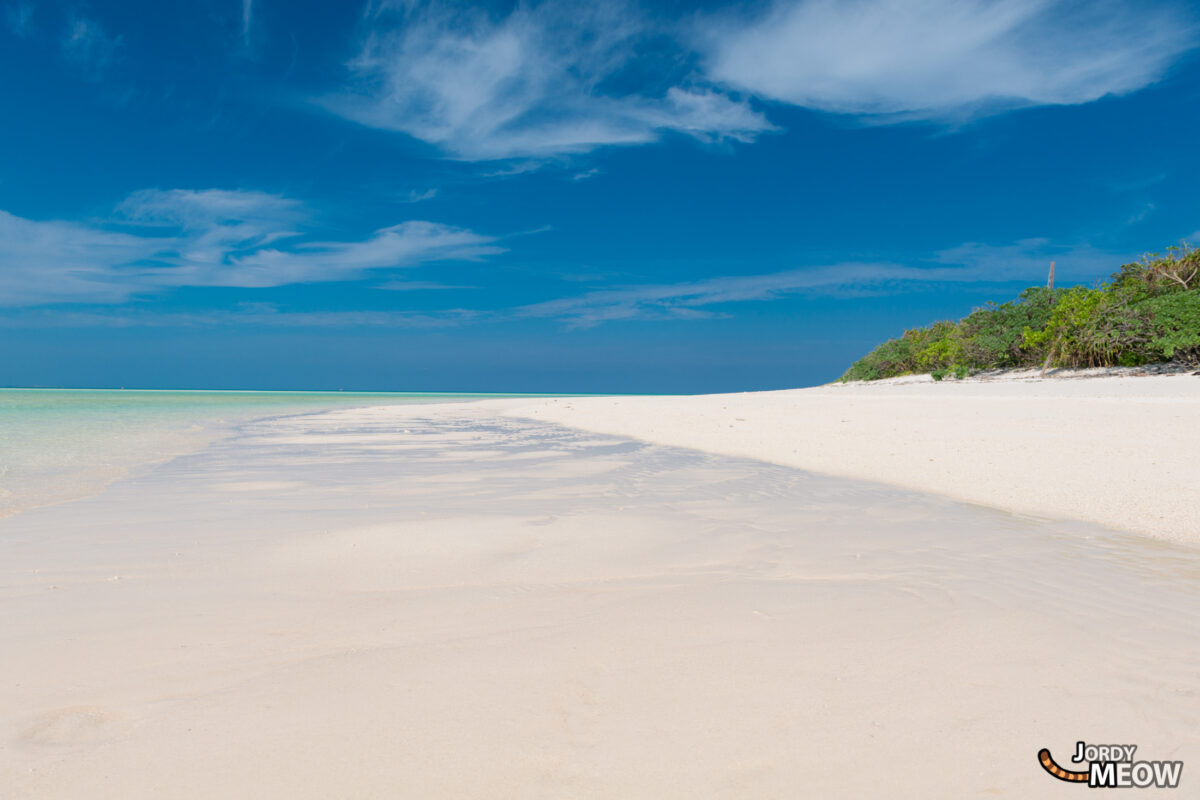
[493,373,1200,543]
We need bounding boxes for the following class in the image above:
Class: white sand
[3,394,1199,798]
[496,373,1200,543]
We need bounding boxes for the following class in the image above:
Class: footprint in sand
[553,681,604,752]
[19,705,128,747]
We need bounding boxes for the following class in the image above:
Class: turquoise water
[0,389,543,518]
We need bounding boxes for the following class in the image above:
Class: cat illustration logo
[1038,742,1183,789]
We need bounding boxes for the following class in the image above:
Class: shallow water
[0,389,549,518]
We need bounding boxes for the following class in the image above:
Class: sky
[1,0,1198,393]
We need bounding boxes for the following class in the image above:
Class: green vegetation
[841,243,1200,382]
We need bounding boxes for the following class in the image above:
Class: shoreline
[0,390,537,522]
[6,372,1195,542]
[485,371,1200,544]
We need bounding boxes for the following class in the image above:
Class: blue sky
[1,0,1198,392]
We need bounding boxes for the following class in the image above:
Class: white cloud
[932,238,1119,282]
[516,238,1122,326]
[700,0,1196,120]
[0,211,165,306]
[0,207,1134,326]
[0,189,503,306]
[404,188,438,203]
[478,160,547,179]
[515,264,910,326]
[320,0,1194,159]
[61,11,121,77]
[114,189,308,275]
[160,220,501,288]
[118,188,302,224]
[323,0,773,160]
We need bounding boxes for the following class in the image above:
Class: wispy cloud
[61,10,121,77]
[322,0,773,160]
[515,264,923,327]
[516,238,1121,327]
[930,238,1118,282]
[1123,202,1156,226]
[159,220,500,289]
[404,188,438,203]
[478,160,549,179]
[5,1,34,36]
[699,0,1196,121]
[117,187,306,232]
[319,0,1195,161]
[0,205,1130,328]
[0,189,503,306]
[0,306,480,329]
[241,0,253,45]
[0,210,165,306]
[1107,172,1169,193]
[376,279,474,291]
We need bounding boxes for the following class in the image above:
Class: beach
[2,378,1199,797]
[498,371,1200,543]
[10,0,1198,794]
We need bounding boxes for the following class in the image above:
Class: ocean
[0,389,535,519]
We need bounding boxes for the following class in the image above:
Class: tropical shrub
[840,241,1200,380]
[1022,286,1156,368]
[914,321,964,371]
[957,287,1060,369]
[1141,289,1200,364]
[1111,243,1200,300]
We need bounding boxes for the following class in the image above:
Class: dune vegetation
[841,243,1200,382]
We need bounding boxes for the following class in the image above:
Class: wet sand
[2,402,1198,797]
